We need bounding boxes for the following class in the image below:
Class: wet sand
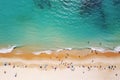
[0,49,120,80]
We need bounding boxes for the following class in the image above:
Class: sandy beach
[0,49,120,80]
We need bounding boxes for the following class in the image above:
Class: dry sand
[0,49,120,80]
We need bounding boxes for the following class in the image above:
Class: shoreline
[0,48,120,60]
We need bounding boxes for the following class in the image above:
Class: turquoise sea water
[0,0,120,49]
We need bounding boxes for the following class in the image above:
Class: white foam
[41,50,52,54]
[32,51,41,55]
[114,46,120,52]
[56,48,72,52]
[65,48,72,50]
[33,48,72,55]
[0,45,16,54]
[56,49,63,52]
[89,47,105,52]
[33,50,52,55]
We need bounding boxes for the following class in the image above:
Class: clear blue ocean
[0,0,120,50]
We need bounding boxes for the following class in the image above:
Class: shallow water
[0,0,120,50]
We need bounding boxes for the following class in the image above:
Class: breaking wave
[0,45,120,55]
[0,45,17,53]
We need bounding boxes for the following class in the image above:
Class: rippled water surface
[0,0,120,49]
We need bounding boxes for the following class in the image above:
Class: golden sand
[0,49,120,60]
